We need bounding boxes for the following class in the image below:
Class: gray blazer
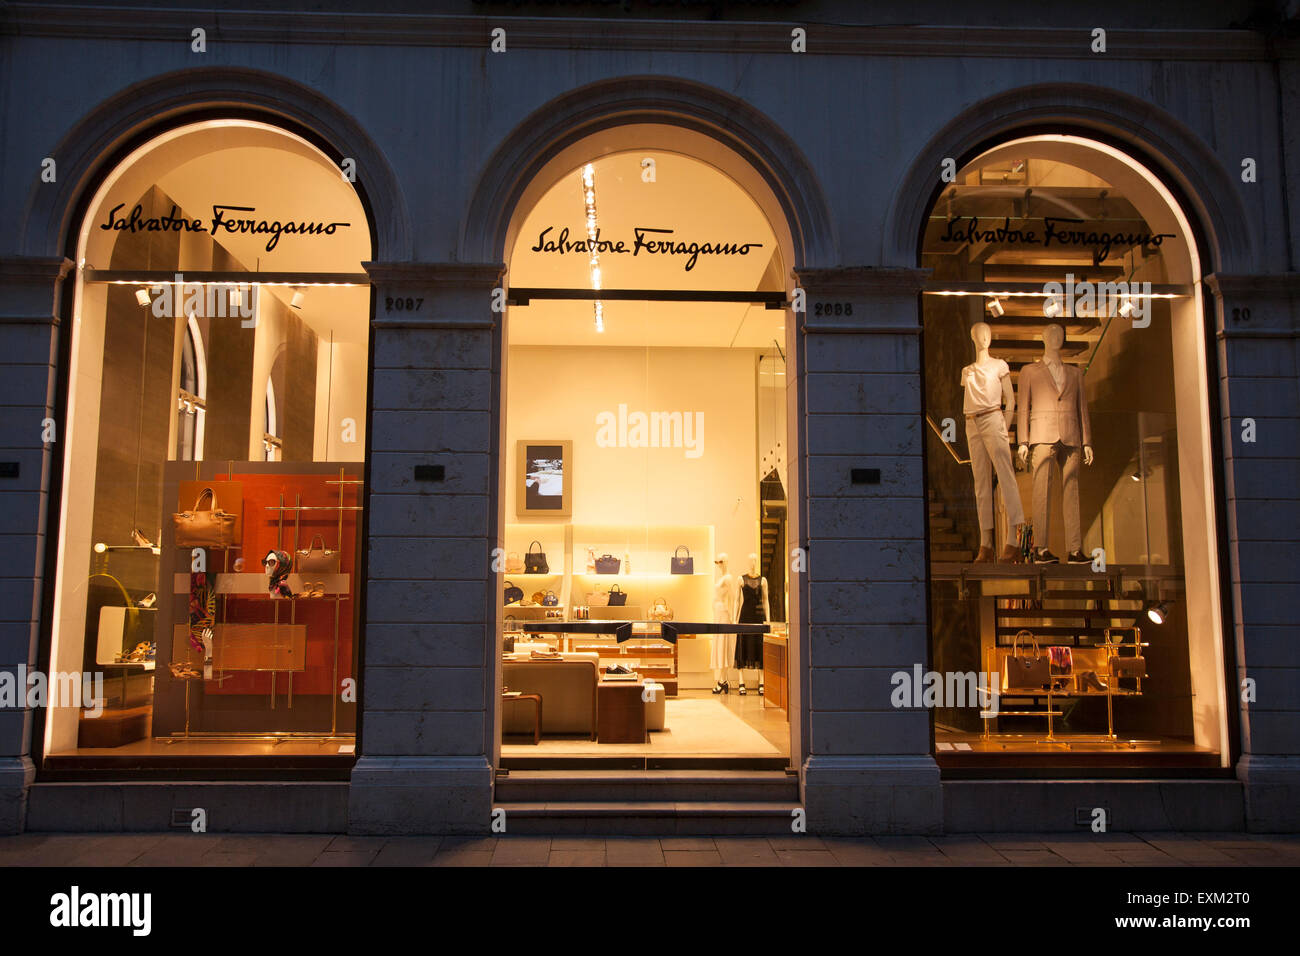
[1017,360,1092,447]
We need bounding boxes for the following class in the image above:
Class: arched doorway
[919,133,1231,769]
[42,118,374,763]
[494,125,803,768]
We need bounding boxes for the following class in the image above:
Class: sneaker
[1032,548,1060,564]
[1066,550,1091,564]
[973,546,995,564]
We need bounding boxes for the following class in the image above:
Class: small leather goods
[505,551,524,574]
[648,597,673,621]
[1048,644,1073,676]
[670,545,694,575]
[295,534,340,574]
[173,487,238,549]
[594,553,620,574]
[524,540,549,574]
[1111,655,1146,678]
[607,584,628,607]
[531,590,546,605]
[541,590,559,607]
[503,581,524,605]
[586,591,610,607]
[1002,629,1050,691]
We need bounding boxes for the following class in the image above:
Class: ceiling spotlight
[1145,600,1169,625]
[290,289,305,310]
[134,287,152,308]
[986,297,1005,318]
[1130,471,1141,482]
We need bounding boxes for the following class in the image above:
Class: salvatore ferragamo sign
[530,225,763,272]
[99,202,352,253]
[939,216,1176,263]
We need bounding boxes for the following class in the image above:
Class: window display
[497,146,794,759]
[44,120,370,759]
[922,136,1228,766]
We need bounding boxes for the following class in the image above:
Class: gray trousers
[966,412,1024,536]
[1030,442,1082,553]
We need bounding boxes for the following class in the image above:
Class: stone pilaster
[348,261,504,834]
[793,266,942,834]
[0,256,71,834]
[1205,272,1300,832]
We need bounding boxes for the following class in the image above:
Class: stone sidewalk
[0,831,1297,866]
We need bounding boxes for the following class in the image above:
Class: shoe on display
[711,681,725,694]
[1066,550,1091,564]
[738,682,747,696]
[1032,548,1060,564]
[997,545,1020,563]
[1079,671,1109,693]
[973,546,995,564]
[758,682,765,696]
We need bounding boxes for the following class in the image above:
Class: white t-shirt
[961,358,1010,414]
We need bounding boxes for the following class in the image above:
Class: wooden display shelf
[172,572,349,597]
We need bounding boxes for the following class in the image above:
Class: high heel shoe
[711,681,725,694]
[758,682,765,696]
[738,681,747,696]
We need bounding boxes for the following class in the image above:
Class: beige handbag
[586,591,610,607]
[296,534,340,574]
[505,551,524,573]
[648,597,674,621]
[173,487,238,549]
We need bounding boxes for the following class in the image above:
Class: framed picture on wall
[516,440,572,516]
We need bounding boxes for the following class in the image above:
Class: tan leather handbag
[173,487,237,549]
[648,597,674,621]
[1002,629,1050,691]
[296,534,340,574]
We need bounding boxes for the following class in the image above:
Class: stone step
[494,769,799,803]
[931,549,974,562]
[929,516,954,532]
[492,800,801,835]
[928,502,945,516]
[930,531,965,545]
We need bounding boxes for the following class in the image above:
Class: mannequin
[733,552,769,696]
[710,553,736,694]
[1017,323,1094,564]
[961,321,1026,563]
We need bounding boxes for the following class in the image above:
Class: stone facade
[1,1,1297,834]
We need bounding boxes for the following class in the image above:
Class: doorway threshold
[499,754,792,771]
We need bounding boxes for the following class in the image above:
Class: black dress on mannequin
[734,574,765,670]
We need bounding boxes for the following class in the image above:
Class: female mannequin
[711,553,737,694]
[733,552,769,695]
[962,321,1025,563]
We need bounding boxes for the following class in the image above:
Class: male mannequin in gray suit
[1016,323,1094,564]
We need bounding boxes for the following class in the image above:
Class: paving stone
[491,837,552,865]
[822,838,893,866]
[372,838,443,866]
[548,836,606,852]
[998,849,1068,865]
[775,849,840,866]
[311,850,380,866]
[659,837,716,852]
[605,838,665,866]
[929,837,1005,862]
[767,835,826,851]
[665,850,724,866]
[548,850,606,866]
[714,838,780,865]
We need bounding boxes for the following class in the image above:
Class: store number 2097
[384,296,424,312]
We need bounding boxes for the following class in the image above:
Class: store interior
[921,138,1228,766]
[498,149,794,762]
[46,121,369,759]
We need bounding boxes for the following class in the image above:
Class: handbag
[1107,627,1146,678]
[524,540,549,574]
[295,534,340,574]
[505,551,524,573]
[648,596,673,621]
[504,581,524,605]
[586,591,610,607]
[1002,629,1050,691]
[670,545,694,575]
[541,590,559,607]
[173,487,237,549]
[607,584,628,607]
[1048,645,1073,676]
[594,553,620,574]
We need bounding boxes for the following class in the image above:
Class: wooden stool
[503,692,543,744]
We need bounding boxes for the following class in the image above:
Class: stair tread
[494,801,799,816]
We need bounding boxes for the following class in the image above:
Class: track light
[986,297,1004,317]
[290,289,305,310]
[134,288,152,308]
[1145,600,1169,625]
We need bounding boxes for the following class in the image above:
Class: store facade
[1,2,1297,835]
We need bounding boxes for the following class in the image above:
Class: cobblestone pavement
[0,831,1297,866]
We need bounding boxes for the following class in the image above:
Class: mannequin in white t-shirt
[960,322,1026,563]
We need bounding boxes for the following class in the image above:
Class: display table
[597,679,647,744]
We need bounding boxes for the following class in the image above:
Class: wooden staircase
[928,488,974,563]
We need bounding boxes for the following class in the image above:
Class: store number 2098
[813,302,853,316]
